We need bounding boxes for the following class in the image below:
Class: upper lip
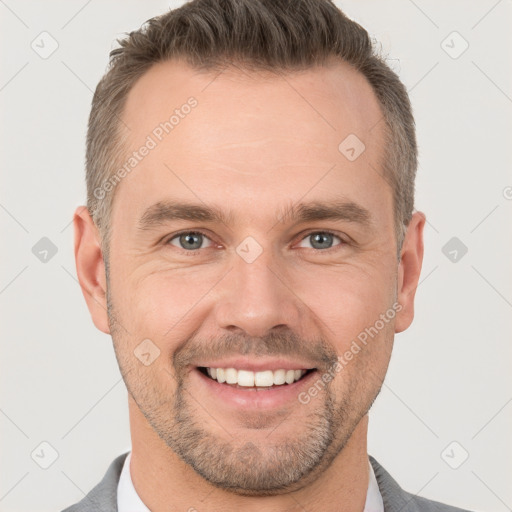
[194,357,317,372]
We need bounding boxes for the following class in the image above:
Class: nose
[212,245,303,338]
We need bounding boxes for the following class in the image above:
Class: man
[64,0,473,510]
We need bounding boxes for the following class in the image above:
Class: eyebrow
[276,200,372,227]
[137,198,373,231]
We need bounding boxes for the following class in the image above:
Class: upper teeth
[205,368,307,387]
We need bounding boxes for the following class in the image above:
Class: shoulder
[60,451,129,512]
[369,455,476,512]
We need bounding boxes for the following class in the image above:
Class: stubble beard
[106,285,386,495]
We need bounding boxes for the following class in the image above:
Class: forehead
[113,58,390,230]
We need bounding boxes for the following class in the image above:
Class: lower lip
[192,368,318,409]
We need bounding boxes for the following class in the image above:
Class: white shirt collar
[117,451,150,512]
[117,451,383,512]
[365,458,385,512]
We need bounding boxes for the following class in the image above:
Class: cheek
[297,265,395,344]
[111,251,396,351]
[116,267,220,341]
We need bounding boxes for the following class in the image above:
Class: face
[76,58,424,496]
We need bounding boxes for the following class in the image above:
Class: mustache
[173,329,338,372]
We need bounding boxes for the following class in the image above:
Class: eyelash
[164,229,348,255]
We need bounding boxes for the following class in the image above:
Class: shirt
[117,451,384,512]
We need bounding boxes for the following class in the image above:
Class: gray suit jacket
[61,452,473,512]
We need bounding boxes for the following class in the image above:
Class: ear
[73,206,110,334]
[394,211,426,334]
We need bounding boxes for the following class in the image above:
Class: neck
[128,395,370,512]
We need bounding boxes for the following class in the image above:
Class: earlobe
[394,211,426,334]
[73,206,111,334]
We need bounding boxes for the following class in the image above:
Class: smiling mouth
[197,366,316,389]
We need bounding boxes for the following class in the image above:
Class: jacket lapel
[61,451,129,512]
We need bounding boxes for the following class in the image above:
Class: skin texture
[74,58,425,512]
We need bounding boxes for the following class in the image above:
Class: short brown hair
[86,0,417,260]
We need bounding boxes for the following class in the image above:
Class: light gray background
[1,1,511,511]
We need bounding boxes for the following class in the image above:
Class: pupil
[312,233,332,249]
[181,233,202,250]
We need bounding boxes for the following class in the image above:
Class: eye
[297,231,344,251]
[167,231,213,251]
